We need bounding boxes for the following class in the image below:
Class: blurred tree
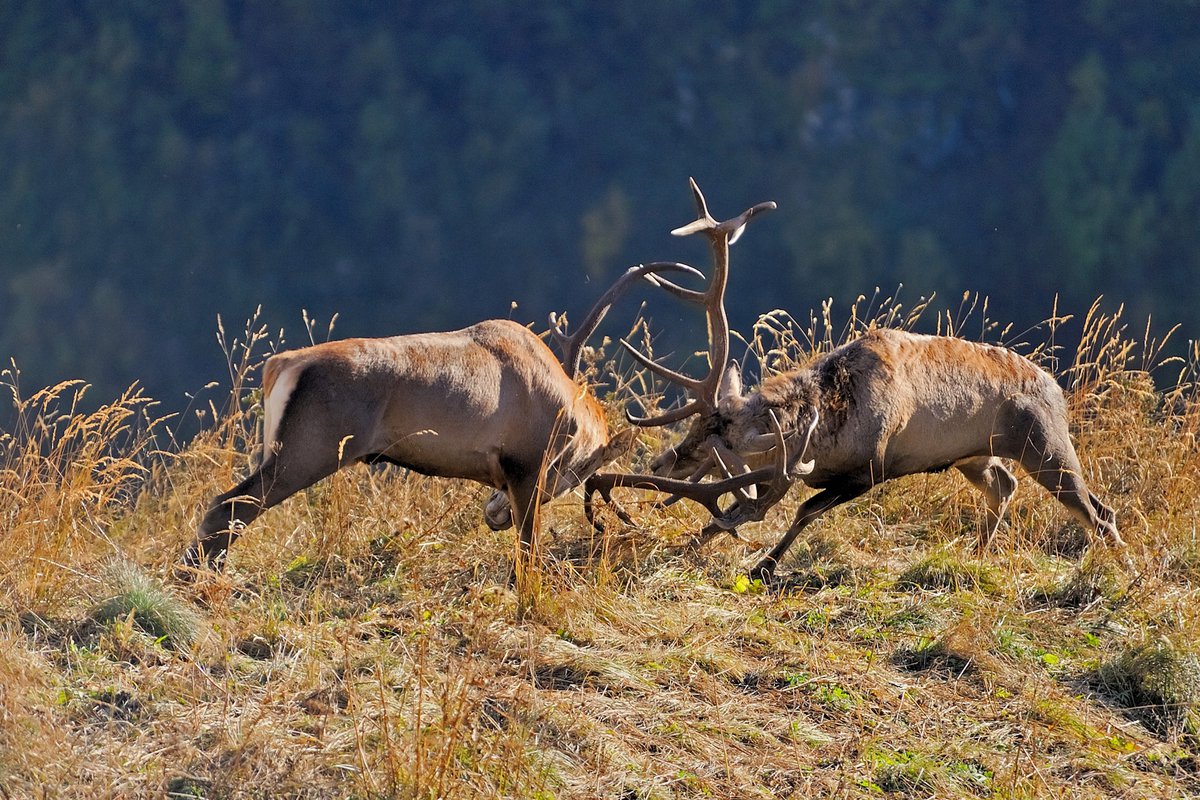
[1041,53,1157,297]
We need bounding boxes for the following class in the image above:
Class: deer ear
[718,362,744,409]
[600,427,639,465]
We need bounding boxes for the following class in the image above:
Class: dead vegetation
[1,296,1199,798]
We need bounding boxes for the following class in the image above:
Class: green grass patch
[894,550,999,594]
[866,748,992,796]
[90,561,201,650]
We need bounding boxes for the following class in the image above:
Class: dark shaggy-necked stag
[181,258,705,575]
[586,179,1126,581]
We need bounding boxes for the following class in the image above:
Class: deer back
[786,329,1062,481]
[261,319,608,484]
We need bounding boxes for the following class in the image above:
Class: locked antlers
[584,179,814,534]
[584,409,795,532]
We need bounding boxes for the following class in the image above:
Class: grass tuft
[90,561,201,649]
[894,549,999,594]
[1096,634,1200,736]
[893,615,1003,680]
[164,776,212,799]
[868,748,992,796]
[1030,557,1122,608]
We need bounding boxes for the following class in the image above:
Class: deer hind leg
[1001,400,1124,550]
[483,490,513,531]
[955,456,1018,548]
[182,454,341,571]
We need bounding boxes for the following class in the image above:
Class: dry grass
[1,297,1199,798]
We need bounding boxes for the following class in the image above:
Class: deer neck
[749,371,821,431]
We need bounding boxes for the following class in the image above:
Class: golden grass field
[1,295,1198,799]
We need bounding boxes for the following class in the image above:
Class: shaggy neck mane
[750,371,820,427]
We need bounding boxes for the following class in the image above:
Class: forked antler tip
[670,219,712,238]
[671,183,778,241]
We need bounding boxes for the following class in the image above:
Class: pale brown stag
[586,181,1126,582]
[181,259,700,574]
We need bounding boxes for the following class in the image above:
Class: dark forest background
[3,1,1200,411]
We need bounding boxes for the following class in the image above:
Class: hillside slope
[1,303,1198,798]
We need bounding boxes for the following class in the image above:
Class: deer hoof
[172,562,199,584]
[749,558,777,584]
[177,540,228,576]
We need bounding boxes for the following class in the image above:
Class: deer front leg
[751,484,869,582]
[504,471,547,588]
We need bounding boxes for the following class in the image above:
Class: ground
[2,303,1198,798]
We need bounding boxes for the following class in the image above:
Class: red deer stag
[586,180,1127,582]
[181,259,702,574]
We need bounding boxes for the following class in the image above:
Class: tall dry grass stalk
[0,365,165,606]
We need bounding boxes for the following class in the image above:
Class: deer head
[584,179,816,529]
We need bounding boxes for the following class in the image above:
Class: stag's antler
[549,261,706,378]
[582,180,794,540]
[622,178,776,426]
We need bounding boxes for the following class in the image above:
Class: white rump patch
[263,365,302,458]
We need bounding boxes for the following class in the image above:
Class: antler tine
[550,261,704,378]
[698,410,791,523]
[619,337,710,394]
[624,397,708,427]
[626,178,777,423]
[669,177,717,236]
[642,272,707,306]
[737,409,795,514]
